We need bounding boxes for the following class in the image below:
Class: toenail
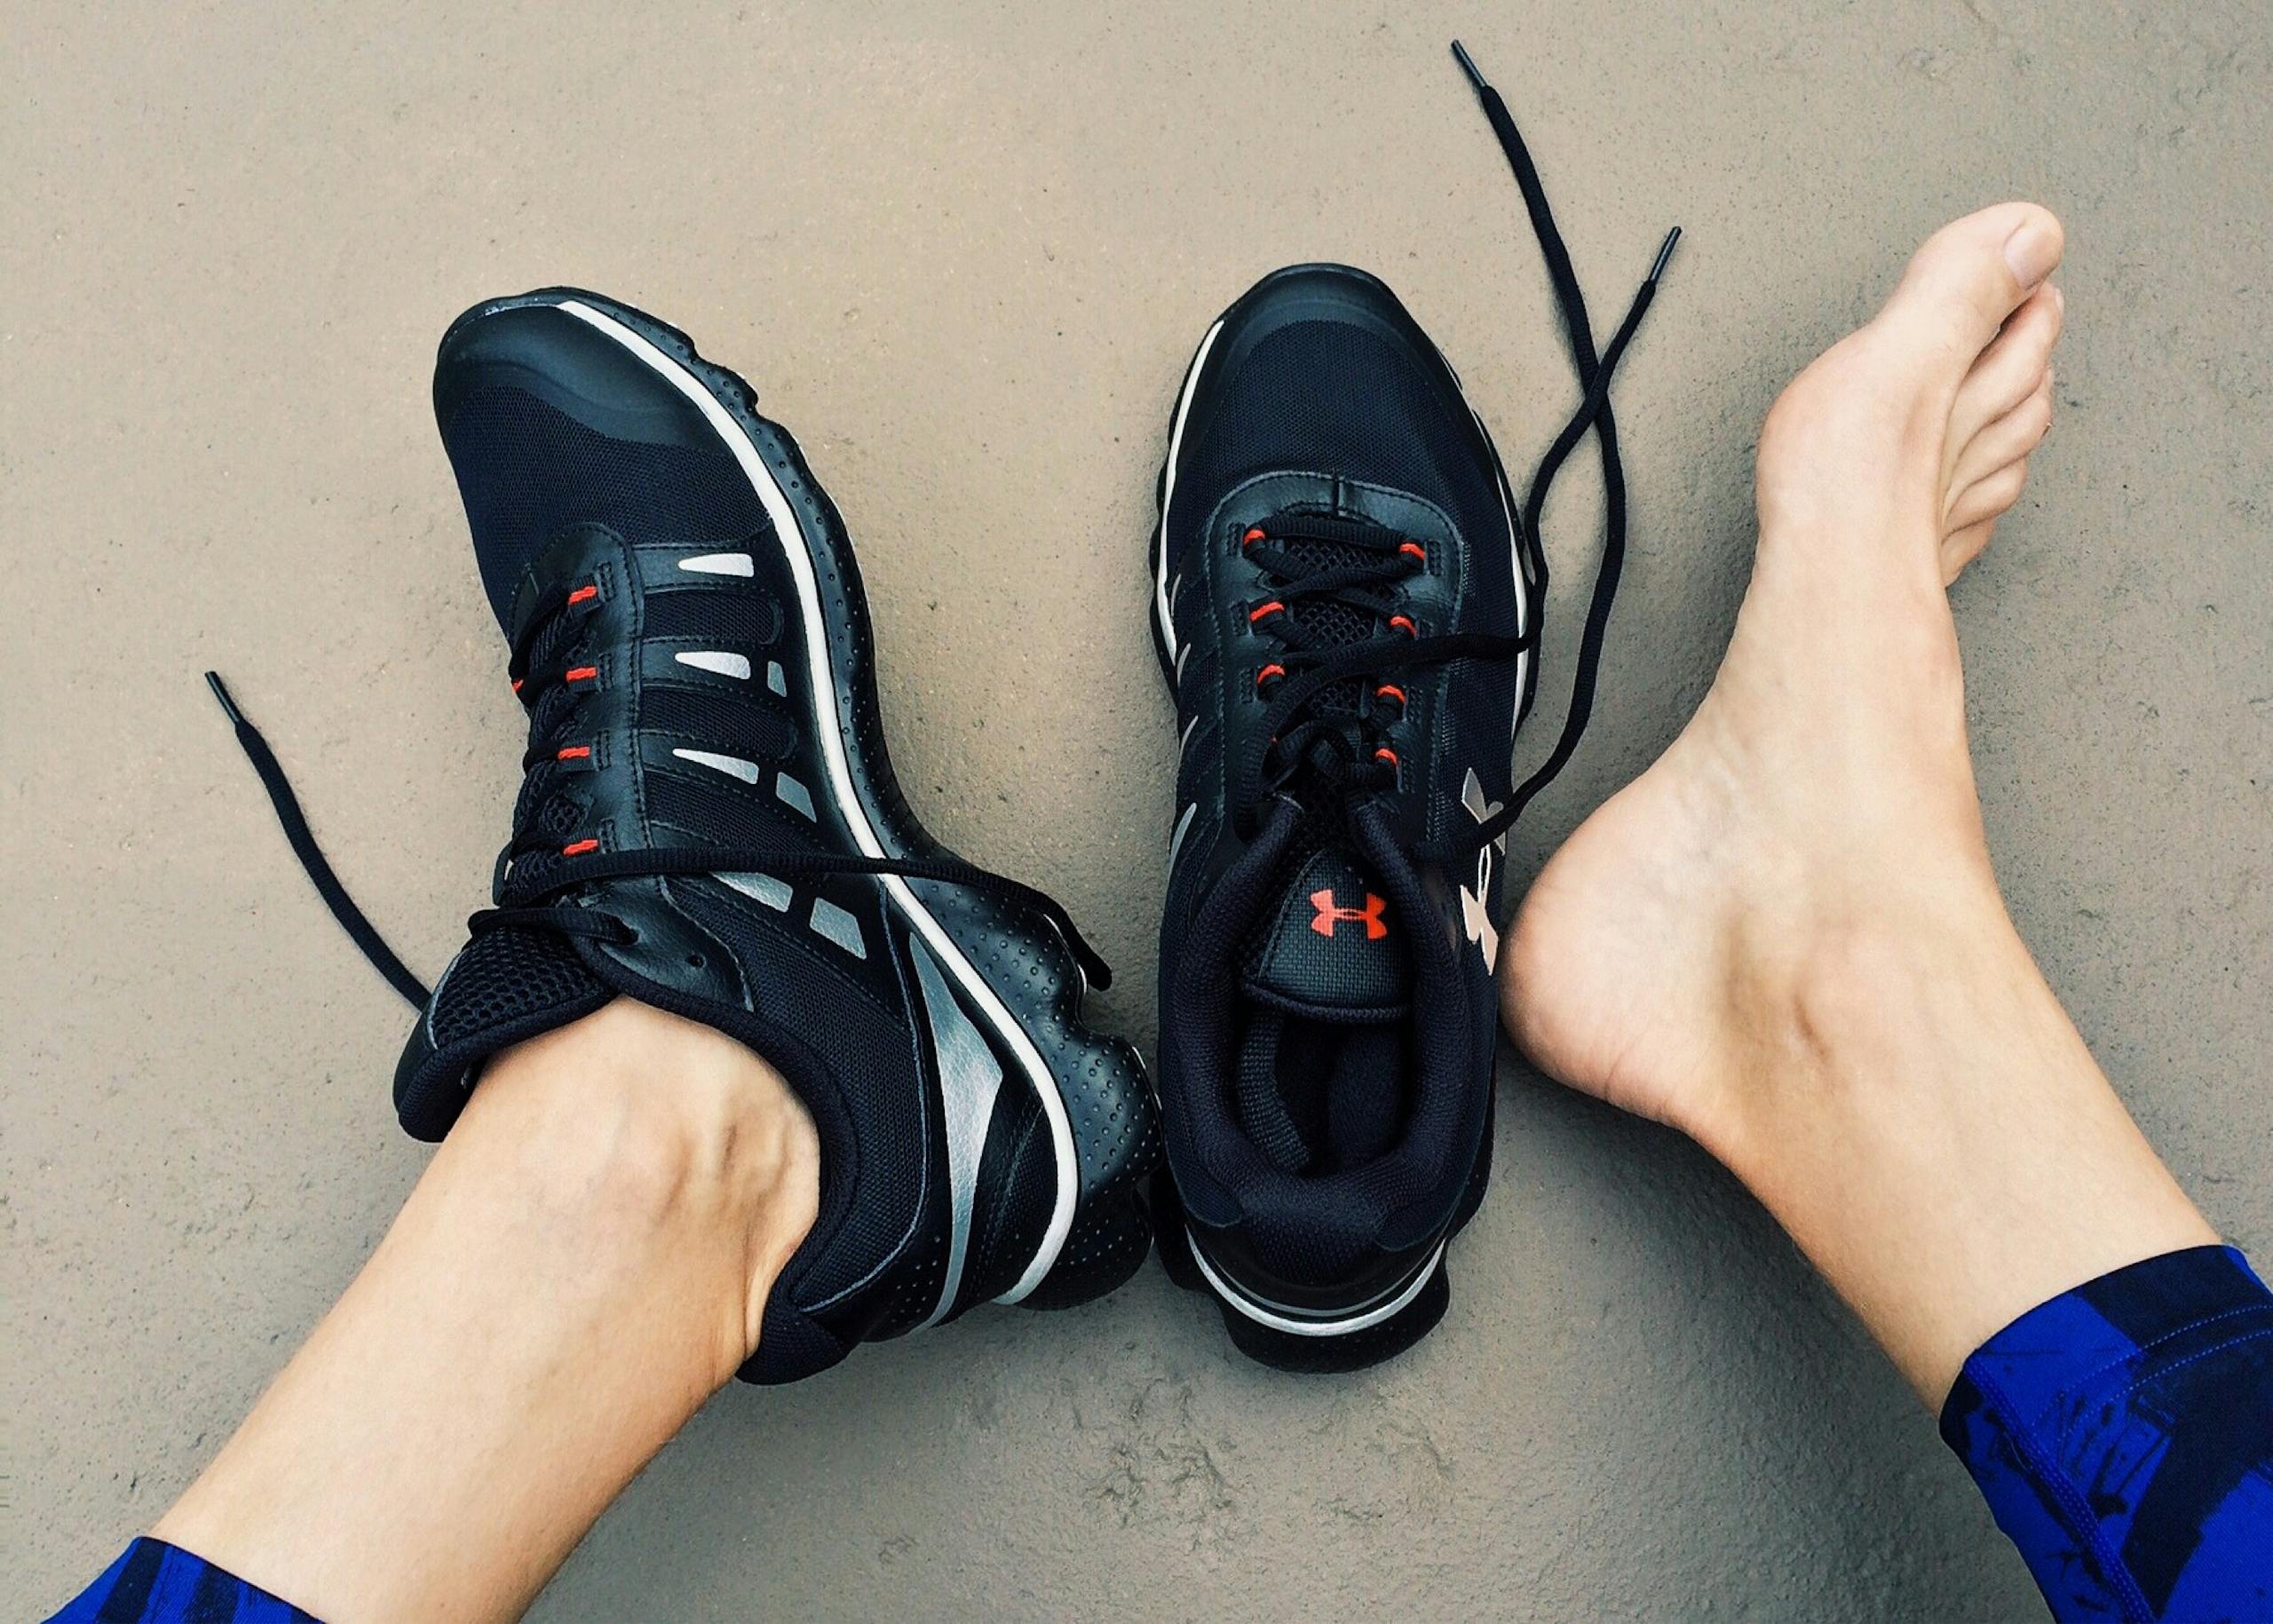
[2004,220,2060,292]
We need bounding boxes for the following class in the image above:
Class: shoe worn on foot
[1145,44,1676,1372]
[211,289,1155,1382]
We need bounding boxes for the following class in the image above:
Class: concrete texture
[6,1,2268,1617]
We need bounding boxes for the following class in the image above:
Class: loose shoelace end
[204,669,249,727]
[1650,226,1683,284]
[206,670,435,1009]
[1449,38,1488,93]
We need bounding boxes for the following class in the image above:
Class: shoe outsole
[447,288,1156,1314]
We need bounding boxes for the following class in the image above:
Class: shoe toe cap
[432,296,720,450]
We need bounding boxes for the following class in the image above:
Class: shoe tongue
[1233,840,1413,1174]
[1277,523,1386,719]
[1239,842,1412,1021]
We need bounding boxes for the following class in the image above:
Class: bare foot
[1502,204,2215,1398]
[1505,202,2065,1150]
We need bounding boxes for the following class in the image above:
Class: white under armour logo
[1459,769,1508,965]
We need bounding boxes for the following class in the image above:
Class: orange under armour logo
[1311,889,1389,939]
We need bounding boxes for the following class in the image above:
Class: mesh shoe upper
[1171,298,1520,616]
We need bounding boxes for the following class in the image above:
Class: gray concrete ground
[6,2,2268,1618]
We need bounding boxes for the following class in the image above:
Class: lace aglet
[1450,39,1489,94]
[204,669,249,728]
[1649,226,1683,284]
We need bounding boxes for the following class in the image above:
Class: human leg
[64,1000,817,1624]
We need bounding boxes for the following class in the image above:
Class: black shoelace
[1239,41,1679,861]
[1453,39,1680,856]
[1233,512,1538,835]
[208,665,1114,1003]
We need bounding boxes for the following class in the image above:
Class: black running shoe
[1146,44,1677,1372]
[211,289,1154,1382]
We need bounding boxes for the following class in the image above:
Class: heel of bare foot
[1501,202,2216,1399]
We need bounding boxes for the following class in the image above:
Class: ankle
[150,1002,822,1620]
[470,999,821,1370]
[1612,857,1990,1148]
[1697,905,2214,1397]
[1721,888,2000,1104]
[1673,874,2020,1166]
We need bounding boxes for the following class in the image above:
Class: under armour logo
[1460,768,1509,966]
[1311,889,1389,939]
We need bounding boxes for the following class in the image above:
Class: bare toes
[1946,458,2031,537]
[1940,516,1999,584]
[1877,202,2064,368]
[1949,285,2063,454]
[1950,368,2054,500]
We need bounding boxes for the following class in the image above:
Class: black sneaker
[210,289,1155,1382]
[1146,44,1676,1371]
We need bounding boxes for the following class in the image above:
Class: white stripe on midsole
[1153,318,1224,663]
[555,298,1079,1305]
[1187,1235,1447,1337]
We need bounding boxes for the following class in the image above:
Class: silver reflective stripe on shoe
[909,940,1007,1328]
[674,650,751,680]
[677,551,755,576]
[1167,803,1197,872]
[672,748,761,784]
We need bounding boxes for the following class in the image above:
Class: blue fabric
[1944,1244,2273,1621]
[44,1539,319,1624]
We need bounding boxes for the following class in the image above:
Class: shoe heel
[1155,1167,1455,1374]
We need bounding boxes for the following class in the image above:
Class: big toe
[1874,202,2064,369]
